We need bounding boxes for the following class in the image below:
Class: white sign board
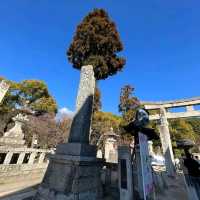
[0,80,9,103]
[139,132,154,199]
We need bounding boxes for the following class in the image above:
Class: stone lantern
[0,114,28,147]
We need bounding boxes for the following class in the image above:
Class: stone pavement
[155,173,188,200]
[0,169,189,200]
[0,179,39,200]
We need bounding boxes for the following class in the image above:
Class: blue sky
[0,0,200,114]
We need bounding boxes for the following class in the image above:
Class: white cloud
[56,107,74,121]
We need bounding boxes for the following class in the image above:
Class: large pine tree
[67,9,125,80]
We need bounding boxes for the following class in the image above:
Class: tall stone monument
[0,114,28,147]
[34,65,102,200]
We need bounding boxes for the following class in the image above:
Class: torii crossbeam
[143,97,200,120]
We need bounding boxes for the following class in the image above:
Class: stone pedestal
[34,143,102,200]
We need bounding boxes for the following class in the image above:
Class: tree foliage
[0,78,57,114]
[67,8,125,80]
[168,118,200,156]
[0,78,59,147]
[169,118,196,141]
[187,118,200,138]
[117,85,142,144]
[93,86,102,112]
[91,111,121,145]
[118,85,140,124]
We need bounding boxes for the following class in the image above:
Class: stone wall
[0,147,50,185]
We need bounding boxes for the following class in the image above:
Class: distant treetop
[67,8,125,80]
[0,78,57,115]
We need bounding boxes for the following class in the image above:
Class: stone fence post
[17,152,26,164]
[38,153,46,164]
[3,152,13,164]
[28,152,37,164]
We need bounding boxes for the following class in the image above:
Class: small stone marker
[0,80,9,103]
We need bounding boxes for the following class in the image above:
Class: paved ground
[155,173,188,200]
[0,180,39,200]
[0,173,189,200]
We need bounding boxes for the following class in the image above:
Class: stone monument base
[34,143,103,200]
[0,136,26,148]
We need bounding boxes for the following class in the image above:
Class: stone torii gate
[142,97,200,176]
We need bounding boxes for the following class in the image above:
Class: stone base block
[56,143,97,157]
[34,143,102,200]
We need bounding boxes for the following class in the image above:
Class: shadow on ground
[0,184,39,200]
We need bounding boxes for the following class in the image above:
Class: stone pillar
[118,146,134,200]
[148,141,154,156]
[158,107,175,176]
[28,152,37,164]
[0,80,9,103]
[34,65,102,200]
[38,152,46,164]
[4,152,13,164]
[17,152,26,164]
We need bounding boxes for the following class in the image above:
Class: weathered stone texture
[159,107,175,176]
[0,114,28,147]
[68,65,95,144]
[34,157,102,200]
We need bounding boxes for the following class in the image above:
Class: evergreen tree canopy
[118,85,140,123]
[67,9,125,80]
